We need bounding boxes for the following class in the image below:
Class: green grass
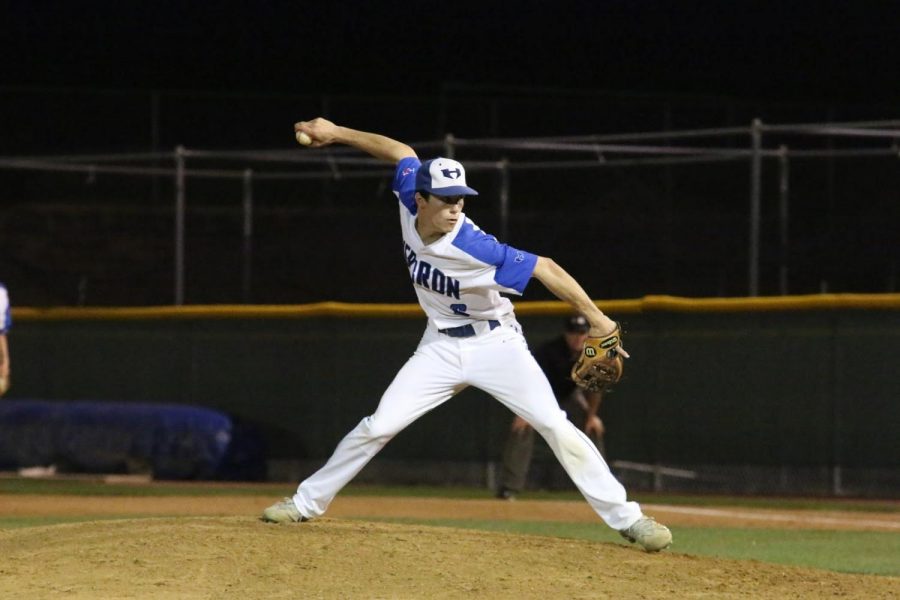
[1,478,897,513]
[0,478,285,496]
[345,485,900,513]
[363,517,900,576]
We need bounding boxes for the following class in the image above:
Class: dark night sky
[3,1,899,104]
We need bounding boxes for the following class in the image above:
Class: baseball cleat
[261,497,307,523]
[619,516,672,552]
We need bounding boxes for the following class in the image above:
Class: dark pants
[498,389,606,493]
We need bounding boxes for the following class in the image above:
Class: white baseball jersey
[0,284,10,334]
[393,157,538,330]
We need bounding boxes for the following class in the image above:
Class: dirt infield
[1,494,898,599]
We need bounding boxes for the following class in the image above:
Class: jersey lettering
[415,261,432,288]
[403,243,461,300]
[430,269,445,294]
[445,277,460,299]
[450,304,469,316]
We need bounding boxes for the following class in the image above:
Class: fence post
[749,119,763,296]
[174,145,186,306]
[444,133,456,159]
[242,169,254,303]
[778,145,790,295]
[151,91,161,206]
[831,313,845,497]
[498,158,510,242]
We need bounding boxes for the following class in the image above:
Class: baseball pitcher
[261,118,671,552]
[0,283,11,397]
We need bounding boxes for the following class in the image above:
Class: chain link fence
[2,85,898,306]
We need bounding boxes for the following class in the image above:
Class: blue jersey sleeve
[452,221,538,294]
[393,157,421,215]
[0,284,10,334]
[496,245,539,294]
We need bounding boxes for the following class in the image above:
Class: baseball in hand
[295,131,313,146]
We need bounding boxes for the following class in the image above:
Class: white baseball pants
[292,319,643,530]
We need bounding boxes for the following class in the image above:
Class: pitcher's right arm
[294,118,417,164]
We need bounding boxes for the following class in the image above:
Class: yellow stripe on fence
[10,293,900,321]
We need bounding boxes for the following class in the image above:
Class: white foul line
[643,504,900,530]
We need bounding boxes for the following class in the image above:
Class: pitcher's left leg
[292,332,462,519]
[466,328,642,530]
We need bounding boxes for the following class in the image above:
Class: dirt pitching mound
[1,517,895,599]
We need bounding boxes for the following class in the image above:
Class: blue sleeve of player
[0,284,10,334]
[393,157,421,215]
[452,222,538,294]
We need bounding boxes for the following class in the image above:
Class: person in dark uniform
[496,314,607,500]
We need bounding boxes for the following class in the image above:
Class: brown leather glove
[571,323,624,392]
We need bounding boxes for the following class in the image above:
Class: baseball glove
[571,323,625,392]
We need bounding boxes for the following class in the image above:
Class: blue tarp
[0,399,264,480]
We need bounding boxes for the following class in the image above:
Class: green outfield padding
[7,298,900,491]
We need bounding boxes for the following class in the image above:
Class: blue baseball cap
[415,157,479,197]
